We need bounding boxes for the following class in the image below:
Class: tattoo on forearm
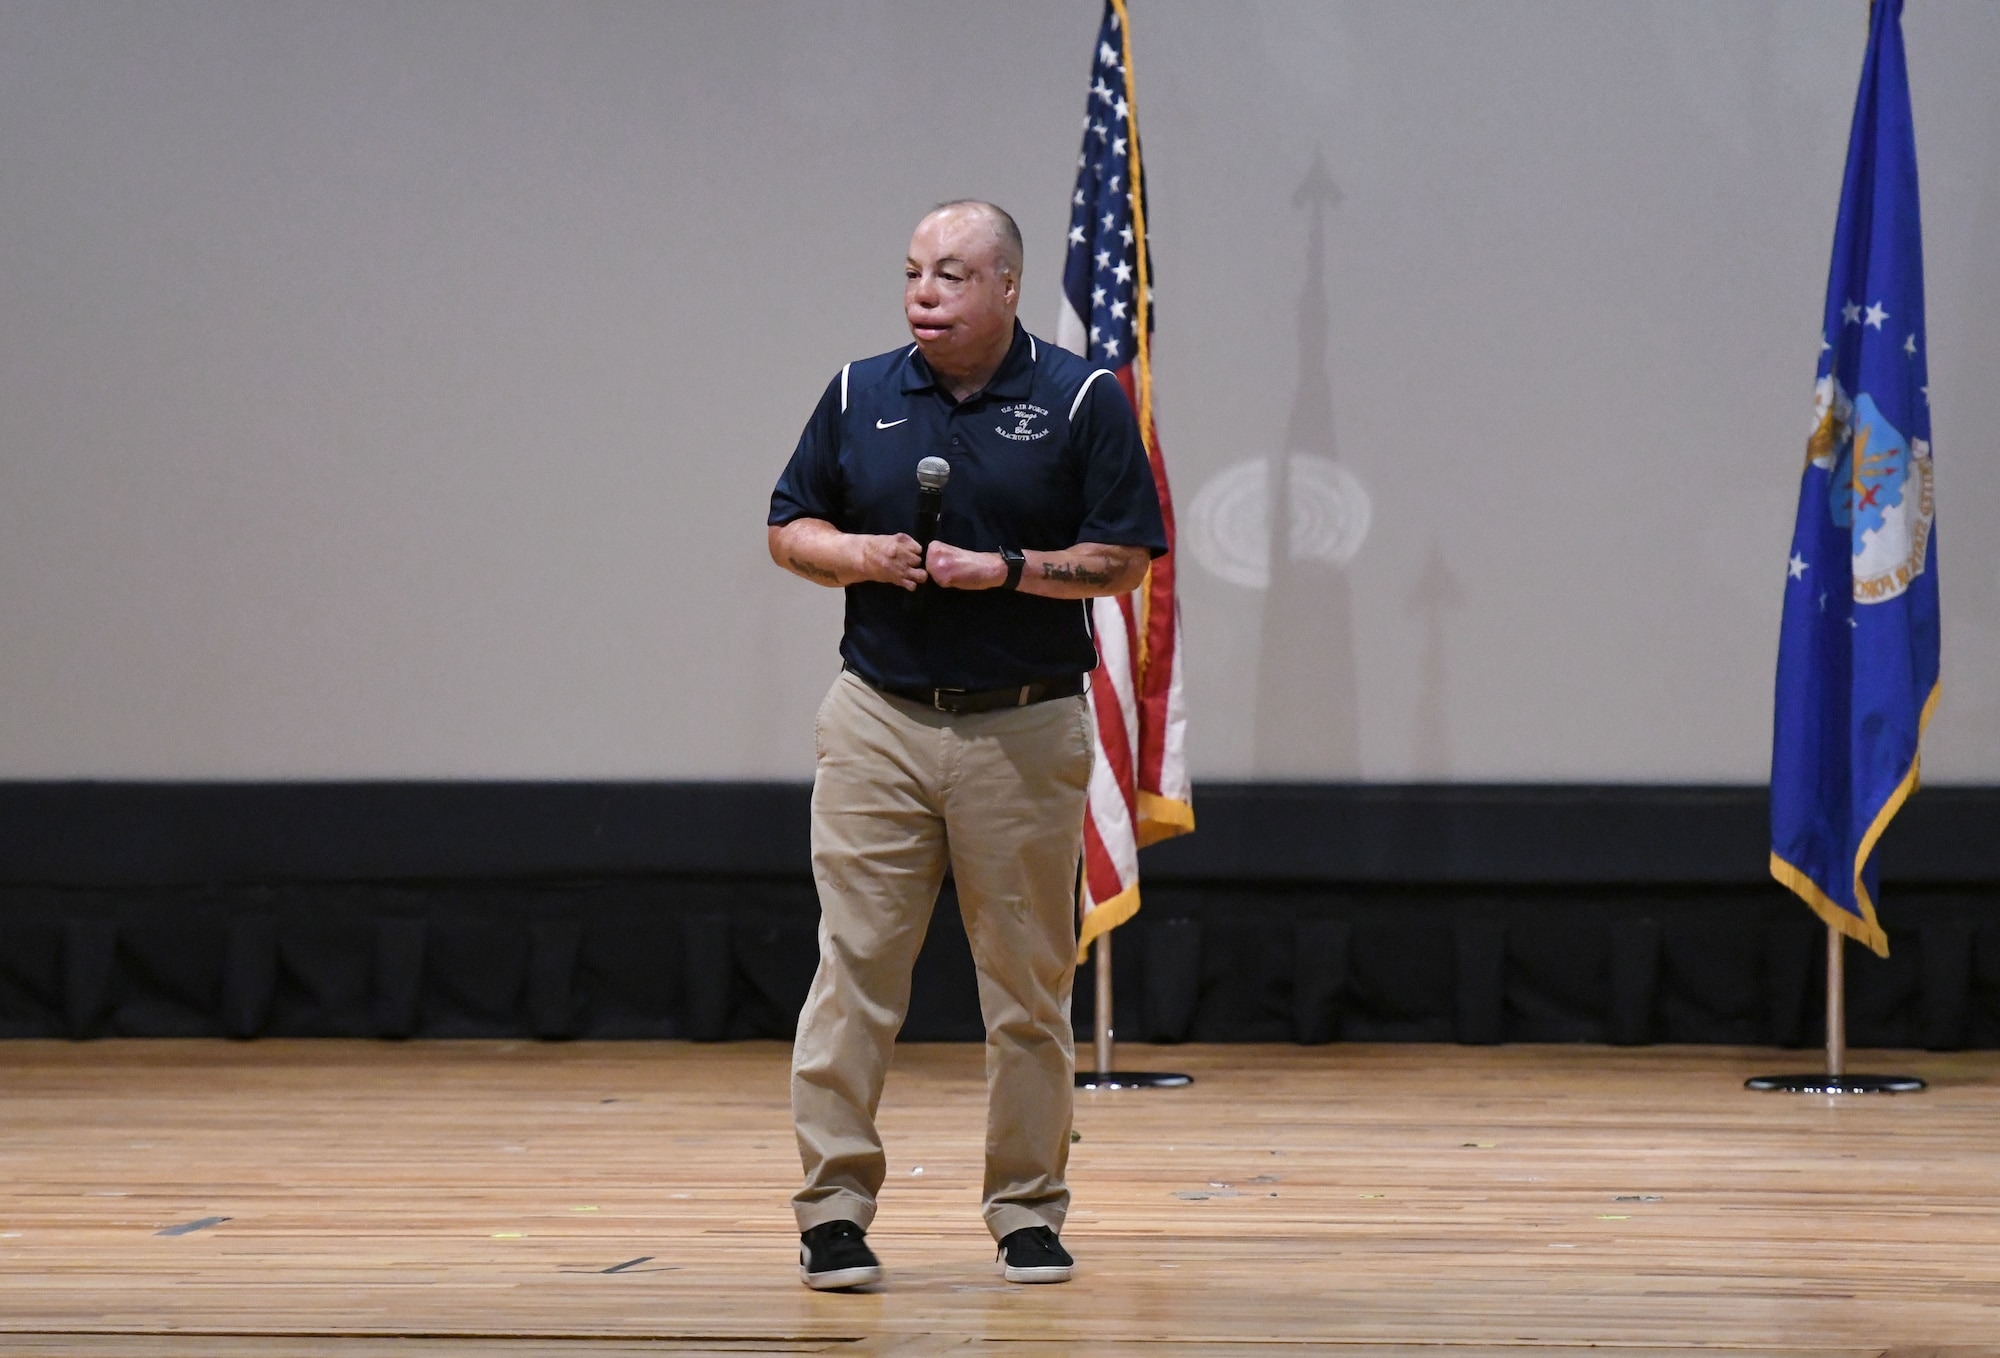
[1040,560,1116,587]
[789,556,840,584]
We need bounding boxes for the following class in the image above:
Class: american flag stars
[1061,10,1150,370]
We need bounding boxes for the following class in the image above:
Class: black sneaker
[799,1220,881,1290]
[996,1225,1073,1284]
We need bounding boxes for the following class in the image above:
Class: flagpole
[1746,920,1922,1094]
[1068,0,1189,1096]
[1076,927,1190,1091]
[1093,933,1114,1077]
[1824,922,1846,1078]
[1750,0,1930,1101]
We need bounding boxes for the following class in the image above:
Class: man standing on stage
[767,200,1166,1289]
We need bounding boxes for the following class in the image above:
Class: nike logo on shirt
[876,418,908,429]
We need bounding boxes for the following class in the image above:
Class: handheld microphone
[914,456,951,550]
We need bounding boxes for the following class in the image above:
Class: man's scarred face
[904,207,1019,383]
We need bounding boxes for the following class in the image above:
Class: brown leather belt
[847,666,1086,715]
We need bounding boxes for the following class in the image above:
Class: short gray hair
[929,199,1023,280]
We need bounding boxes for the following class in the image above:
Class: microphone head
[915,456,951,491]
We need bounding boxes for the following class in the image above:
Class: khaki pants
[791,669,1092,1241]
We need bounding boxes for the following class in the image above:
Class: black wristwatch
[999,546,1026,592]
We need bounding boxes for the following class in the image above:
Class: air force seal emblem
[1810,376,1934,604]
[995,402,1050,442]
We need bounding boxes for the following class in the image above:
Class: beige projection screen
[0,0,1994,782]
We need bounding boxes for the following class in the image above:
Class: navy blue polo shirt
[769,322,1167,692]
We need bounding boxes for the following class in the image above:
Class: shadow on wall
[1253,152,1363,775]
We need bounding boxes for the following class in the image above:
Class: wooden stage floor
[0,1040,1994,1356]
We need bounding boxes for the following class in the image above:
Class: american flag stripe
[1089,596,1140,808]
[1059,0,1191,958]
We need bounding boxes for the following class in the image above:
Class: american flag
[1055,0,1191,959]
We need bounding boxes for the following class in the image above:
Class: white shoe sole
[800,1263,882,1291]
[999,1261,1073,1284]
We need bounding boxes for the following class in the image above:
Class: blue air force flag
[1771,0,1940,959]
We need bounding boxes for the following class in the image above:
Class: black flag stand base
[1745,1072,1925,1094]
[1747,922,1925,1095]
[1074,931,1192,1090]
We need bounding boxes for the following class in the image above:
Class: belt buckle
[932,688,960,713]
